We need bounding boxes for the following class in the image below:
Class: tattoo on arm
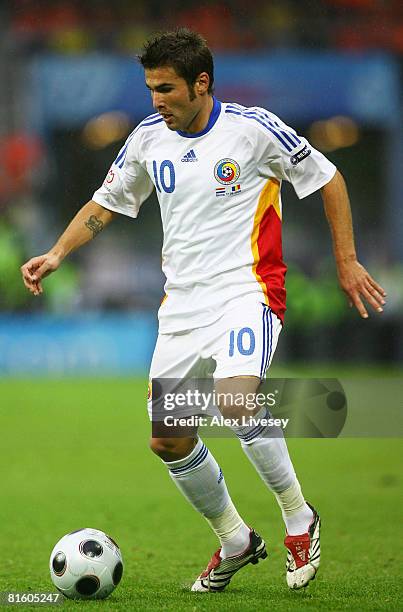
[85,215,104,238]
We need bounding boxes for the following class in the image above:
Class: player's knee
[218,402,260,420]
[149,437,196,461]
[215,377,261,419]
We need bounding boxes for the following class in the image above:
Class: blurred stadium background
[1,4,402,609]
[0,0,402,377]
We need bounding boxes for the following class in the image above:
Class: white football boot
[284,502,321,589]
[191,529,267,592]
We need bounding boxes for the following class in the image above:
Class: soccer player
[21,29,386,592]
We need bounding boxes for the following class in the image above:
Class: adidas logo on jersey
[181,149,198,162]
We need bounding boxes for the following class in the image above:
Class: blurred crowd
[4,0,403,54]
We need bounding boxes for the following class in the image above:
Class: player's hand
[20,252,62,296]
[336,258,386,318]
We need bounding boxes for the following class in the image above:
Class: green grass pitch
[0,377,402,611]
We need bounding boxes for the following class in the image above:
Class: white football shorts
[147,295,282,419]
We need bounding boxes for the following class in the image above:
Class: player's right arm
[21,200,115,296]
[22,120,155,296]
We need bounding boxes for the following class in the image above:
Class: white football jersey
[92,99,336,333]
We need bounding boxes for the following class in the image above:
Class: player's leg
[218,379,320,589]
[215,373,313,533]
[151,427,266,593]
[212,300,320,589]
[148,331,255,591]
[150,426,251,553]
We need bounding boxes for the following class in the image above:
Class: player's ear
[195,72,209,95]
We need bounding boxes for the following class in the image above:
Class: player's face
[145,65,210,133]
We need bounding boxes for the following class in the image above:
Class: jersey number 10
[229,328,256,357]
[153,160,176,193]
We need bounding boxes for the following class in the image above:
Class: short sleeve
[255,110,337,199]
[92,133,154,218]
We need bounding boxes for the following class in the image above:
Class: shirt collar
[176,97,221,139]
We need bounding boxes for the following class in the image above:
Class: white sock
[164,438,250,557]
[240,431,296,491]
[239,432,312,534]
[209,502,251,559]
[275,482,314,535]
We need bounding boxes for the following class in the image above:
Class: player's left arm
[320,170,386,318]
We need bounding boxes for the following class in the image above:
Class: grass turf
[0,375,402,610]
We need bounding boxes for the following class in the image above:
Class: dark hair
[138,28,214,95]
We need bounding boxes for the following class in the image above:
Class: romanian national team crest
[214,158,241,185]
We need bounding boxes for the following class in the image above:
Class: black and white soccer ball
[49,528,123,600]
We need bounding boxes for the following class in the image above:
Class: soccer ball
[49,528,123,600]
